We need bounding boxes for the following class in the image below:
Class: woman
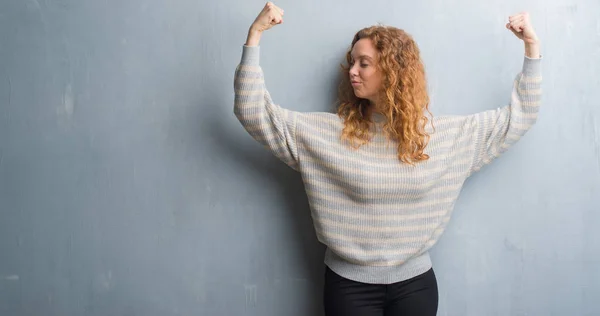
[233,2,542,315]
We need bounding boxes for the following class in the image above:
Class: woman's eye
[360,64,368,68]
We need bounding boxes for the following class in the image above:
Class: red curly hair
[337,25,432,165]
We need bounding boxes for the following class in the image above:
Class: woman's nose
[349,64,358,77]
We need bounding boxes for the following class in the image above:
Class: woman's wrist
[524,41,540,58]
[246,27,262,46]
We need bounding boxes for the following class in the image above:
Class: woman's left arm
[468,12,543,173]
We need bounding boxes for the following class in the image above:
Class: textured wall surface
[1,0,599,315]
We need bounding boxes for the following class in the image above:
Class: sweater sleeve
[233,45,300,171]
[468,55,543,174]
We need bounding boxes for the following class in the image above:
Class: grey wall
[1,0,599,315]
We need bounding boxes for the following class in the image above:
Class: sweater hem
[323,248,433,285]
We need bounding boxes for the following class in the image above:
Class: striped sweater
[233,45,542,284]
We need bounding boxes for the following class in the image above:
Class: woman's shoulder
[427,114,475,132]
[297,111,344,128]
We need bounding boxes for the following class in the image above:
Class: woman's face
[349,38,383,104]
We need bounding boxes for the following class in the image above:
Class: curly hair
[337,25,432,165]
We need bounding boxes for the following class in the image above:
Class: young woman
[233,3,542,315]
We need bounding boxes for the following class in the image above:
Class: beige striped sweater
[233,45,542,284]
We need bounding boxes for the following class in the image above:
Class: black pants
[323,266,438,316]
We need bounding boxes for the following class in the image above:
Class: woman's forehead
[351,39,377,59]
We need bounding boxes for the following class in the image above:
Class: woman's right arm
[233,2,300,171]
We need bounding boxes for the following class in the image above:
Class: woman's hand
[506,12,540,58]
[246,2,285,46]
